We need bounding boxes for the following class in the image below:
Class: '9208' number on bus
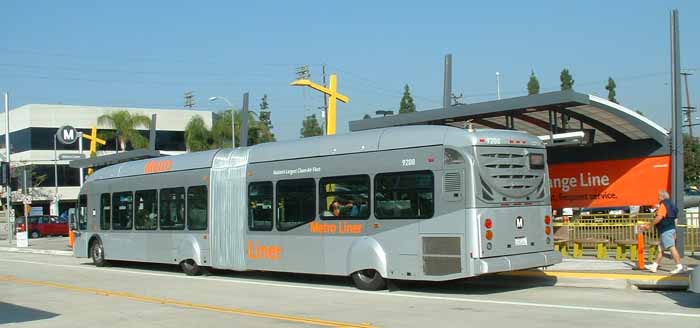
[401,158,416,166]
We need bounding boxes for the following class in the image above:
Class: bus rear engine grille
[422,237,462,276]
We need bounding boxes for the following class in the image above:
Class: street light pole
[54,133,59,216]
[209,96,236,148]
[5,93,11,245]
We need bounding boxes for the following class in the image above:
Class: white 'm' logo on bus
[515,216,524,229]
[63,129,75,141]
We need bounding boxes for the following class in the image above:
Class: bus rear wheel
[181,259,206,276]
[90,240,108,267]
[351,269,387,291]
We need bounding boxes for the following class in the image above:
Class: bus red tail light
[484,218,493,229]
[485,230,494,240]
[544,216,551,225]
[545,226,552,235]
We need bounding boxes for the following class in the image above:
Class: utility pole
[496,72,502,100]
[681,72,695,138]
[322,64,328,135]
[670,9,685,255]
[4,93,11,245]
[451,93,464,106]
[443,54,452,110]
[184,91,195,109]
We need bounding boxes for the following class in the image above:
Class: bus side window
[374,171,434,220]
[276,178,315,231]
[135,189,158,231]
[319,175,370,220]
[160,187,185,230]
[248,182,273,231]
[100,193,111,230]
[187,186,208,231]
[112,192,133,230]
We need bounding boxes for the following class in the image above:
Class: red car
[16,215,69,239]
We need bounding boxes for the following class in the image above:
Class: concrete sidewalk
[1,236,697,291]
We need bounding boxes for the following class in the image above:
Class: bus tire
[90,239,108,267]
[181,259,206,276]
[351,269,387,291]
[30,231,40,239]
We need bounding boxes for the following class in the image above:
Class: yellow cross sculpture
[291,74,349,135]
[82,127,106,175]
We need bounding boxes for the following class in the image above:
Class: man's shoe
[645,262,658,273]
[669,265,684,274]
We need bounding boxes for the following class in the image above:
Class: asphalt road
[1,252,699,328]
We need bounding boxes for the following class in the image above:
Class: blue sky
[2,1,700,140]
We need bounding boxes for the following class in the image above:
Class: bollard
[69,230,74,248]
[637,228,645,270]
[690,267,700,293]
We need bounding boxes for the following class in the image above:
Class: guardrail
[553,212,699,257]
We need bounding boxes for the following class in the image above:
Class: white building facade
[0,104,213,217]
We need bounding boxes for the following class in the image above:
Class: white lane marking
[1,258,699,319]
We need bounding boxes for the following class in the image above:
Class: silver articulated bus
[72,125,561,290]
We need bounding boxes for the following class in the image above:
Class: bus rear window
[529,153,545,170]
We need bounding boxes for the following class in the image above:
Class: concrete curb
[0,247,73,257]
[499,270,690,290]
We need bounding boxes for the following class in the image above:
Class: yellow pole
[327,74,338,135]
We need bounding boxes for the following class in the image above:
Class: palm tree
[97,110,151,151]
[184,115,211,152]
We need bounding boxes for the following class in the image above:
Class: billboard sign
[549,156,671,209]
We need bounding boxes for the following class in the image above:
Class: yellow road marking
[502,270,689,281]
[0,275,377,328]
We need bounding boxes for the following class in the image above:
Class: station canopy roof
[349,90,668,147]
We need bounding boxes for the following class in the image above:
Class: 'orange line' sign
[548,155,671,208]
[144,159,173,174]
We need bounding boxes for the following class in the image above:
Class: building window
[112,192,133,230]
[374,171,434,219]
[135,190,158,230]
[276,179,315,231]
[248,182,273,231]
[160,187,185,230]
[319,175,370,219]
[100,193,110,230]
[187,186,207,231]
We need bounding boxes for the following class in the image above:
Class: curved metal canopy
[349,90,668,147]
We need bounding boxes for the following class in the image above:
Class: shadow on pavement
[82,260,555,295]
[0,302,59,324]
[645,290,700,309]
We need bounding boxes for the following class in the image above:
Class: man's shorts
[660,229,677,250]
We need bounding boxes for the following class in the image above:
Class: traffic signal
[0,161,9,186]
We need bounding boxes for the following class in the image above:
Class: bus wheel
[181,259,206,276]
[90,240,108,267]
[351,269,387,291]
[30,231,40,239]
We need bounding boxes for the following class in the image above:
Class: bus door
[72,194,89,257]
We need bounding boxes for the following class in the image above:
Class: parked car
[15,215,69,239]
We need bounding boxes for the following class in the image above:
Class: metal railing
[553,212,699,256]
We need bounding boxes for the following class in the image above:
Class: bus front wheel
[181,259,206,276]
[351,269,387,291]
[90,240,108,267]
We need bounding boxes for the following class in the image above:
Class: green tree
[258,94,276,143]
[560,69,575,91]
[300,114,323,138]
[399,84,416,113]
[184,115,211,152]
[605,77,618,103]
[97,110,151,151]
[211,110,236,148]
[527,70,540,95]
[363,114,372,119]
[684,134,700,186]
